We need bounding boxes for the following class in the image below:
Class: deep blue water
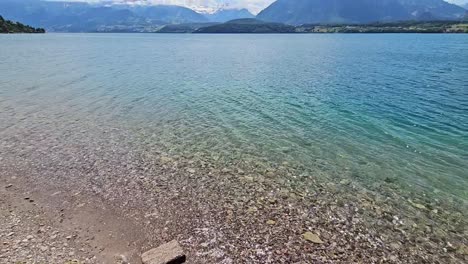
[0,33,467,199]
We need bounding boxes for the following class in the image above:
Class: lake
[1,33,466,200]
[1,33,468,262]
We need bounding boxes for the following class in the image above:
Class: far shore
[3,20,467,34]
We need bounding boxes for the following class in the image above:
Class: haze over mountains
[258,0,467,24]
[205,8,255,22]
[0,0,466,32]
[0,0,254,31]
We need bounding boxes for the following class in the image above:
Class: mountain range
[205,8,255,22]
[0,0,254,32]
[0,0,466,32]
[257,0,467,25]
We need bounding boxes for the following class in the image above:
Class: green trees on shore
[0,15,45,33]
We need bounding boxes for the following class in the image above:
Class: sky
[51,0,468,14]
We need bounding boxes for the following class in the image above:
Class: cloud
[447,0,468,4]
[48,0,468,14]
[57,0,275,13]
[127,1,275,13]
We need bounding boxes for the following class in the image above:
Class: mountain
[257,0,467,25]
[0,15,45,33]
[0,0,207,32]
[195,18,295,33]
[205,8,255,22]
[2,0,465,32]
[128,5,208,24]
[0,0,149,32]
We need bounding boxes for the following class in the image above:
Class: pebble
[247,207,257,213]
[159,156,173,164]
[412,203,427,210]
[303,232,324,244]
[457,245,468,255]
[243,176,254,182]
[117,254,129,264]
[340,179,351,185]
[409,200,427,210]
[40,246,49,252]
[390,242,401,250]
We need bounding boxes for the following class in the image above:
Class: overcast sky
[50,0,468,14]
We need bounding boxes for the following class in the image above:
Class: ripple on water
[0,34,467,201]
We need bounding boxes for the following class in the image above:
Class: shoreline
[0,107,466,263]
[1,144,467,263]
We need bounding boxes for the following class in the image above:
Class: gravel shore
[1,118,467,263]
[0,176,146,263]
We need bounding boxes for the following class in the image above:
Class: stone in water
[142,240,186,264]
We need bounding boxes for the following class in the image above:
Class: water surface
[0,33,467,200]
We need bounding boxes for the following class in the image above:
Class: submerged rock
[457,245,468,255]
[409,200,427,210]
[159,156,173,164]
[339,179,351,185]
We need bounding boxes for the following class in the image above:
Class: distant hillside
[129,5,208,24]
[0,0,207,32]
[195,18,295,33]
[205,8,255,22]
[297,21,468,33]
[0,15,45,33]
[257,0,467,25]
[157,23,219,33]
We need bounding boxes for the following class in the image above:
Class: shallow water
[0,33,467,200]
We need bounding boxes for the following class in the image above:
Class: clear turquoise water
[0,33,467,199]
